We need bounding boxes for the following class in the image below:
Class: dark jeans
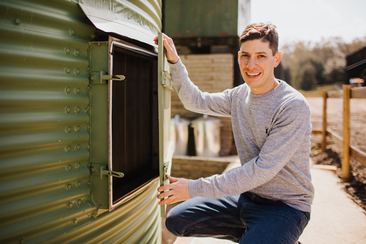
[166,192,310,244]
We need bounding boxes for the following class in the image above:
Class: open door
[158,33,174,217]
[88,35,172,215]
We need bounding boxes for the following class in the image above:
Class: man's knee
[165,210,186,237]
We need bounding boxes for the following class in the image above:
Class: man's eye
[258,55,266,58]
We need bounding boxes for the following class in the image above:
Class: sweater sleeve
[188,101,311,198]
[169,58,232,117]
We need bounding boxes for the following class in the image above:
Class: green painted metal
[0,0,164,243]
[164,0,251,38]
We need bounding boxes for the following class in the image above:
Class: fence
[314,85,366,179]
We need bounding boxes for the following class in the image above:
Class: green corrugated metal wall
[0,0,162,243]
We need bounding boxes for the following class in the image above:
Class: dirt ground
[307,97,366,212]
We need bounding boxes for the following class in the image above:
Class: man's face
[238,39,281,94]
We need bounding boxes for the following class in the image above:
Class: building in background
[346,46,366,87]
[164,0,251,156]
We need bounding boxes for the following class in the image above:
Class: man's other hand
[157,175,191,205]
[153,33,179,64]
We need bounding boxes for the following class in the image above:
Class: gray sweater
[169,59,314,213]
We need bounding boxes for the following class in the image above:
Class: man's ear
[274,52,282,67]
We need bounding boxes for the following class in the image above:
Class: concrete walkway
[165,158,366,244]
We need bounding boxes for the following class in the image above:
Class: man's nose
[247,57,256,68]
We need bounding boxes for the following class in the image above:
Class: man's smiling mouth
[246,72,261,77]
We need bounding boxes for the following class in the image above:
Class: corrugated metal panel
[43,181,161,244]
[0,0,96,243]
[0,0,162,243]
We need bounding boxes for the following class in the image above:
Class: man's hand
[157,175,191,205]
[153,33,179,64]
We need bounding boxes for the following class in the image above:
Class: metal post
[321,91,328,151]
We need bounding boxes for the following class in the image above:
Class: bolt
[68,202,73,208]
[65,126,71,132]
[73,219,78,225]
[64,67,71,74]
[66,184,72,190]
[74,87,80,94]
[74,107,80,113]
[64,87,71,93]
[90,75,95,81]
[74,49,80,56]
[76,181,82,187]
[87,144,90,151]
[66,164,72,171]
[14,18,21,25]
[74,144,81,150]
[64,47,71,54]
[91,167,95,172]
[65,107,71,113]
[77,199,82,205]
[69,29,76,35]
[65,145,71,152]
[74,125,81,132]
[75,162,81,169]
[74,68,80,75]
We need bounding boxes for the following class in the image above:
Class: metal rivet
[76,181,82,187]
[64,87,71,93]
[90,75,95,81]
[65,106,71,113]
[65,145,71,152]
[19,237,26,244]
[74,107,80,113]
[65,126,71,132]
[66,164,72,171]
[14,18,21,25]
[74,49,80,56]
[77,199,82,205]
[87,144,90,151]
[74,125,81,132]
[64,67,71,74]
[73,219,78,225]
[66,184,72,190]
[69,29,75,35]
[91,167,95,172]
[75,162,81,169]
[74,144,81,150]
[74,87,80,94]
[68,202,73,208]
[64,47,71,54]
[74,68,80,75]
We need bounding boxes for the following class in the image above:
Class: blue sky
[251,0,366,47]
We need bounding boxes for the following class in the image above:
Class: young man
[155,23,314,243]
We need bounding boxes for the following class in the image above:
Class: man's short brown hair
[239,22,279,55]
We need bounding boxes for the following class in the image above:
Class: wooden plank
[328,129,366,168]
[327,129,343,149]
[350,145,366,168]
[350,87,366,98]
[342,85,351,179]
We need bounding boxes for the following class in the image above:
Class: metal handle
[100,166,124,179]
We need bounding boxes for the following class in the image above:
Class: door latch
[100,165,124,179]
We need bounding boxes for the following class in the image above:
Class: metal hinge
[162,70,173,90]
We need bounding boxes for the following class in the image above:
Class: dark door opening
[110,45,159,204]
